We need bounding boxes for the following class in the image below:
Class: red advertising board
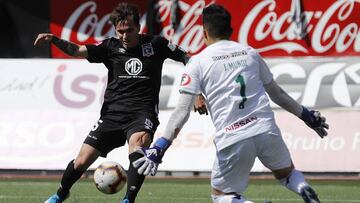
[51,0,360,58]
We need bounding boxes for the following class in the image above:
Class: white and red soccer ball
[93,161,127,194]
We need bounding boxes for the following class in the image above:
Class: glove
[300,106,329,138]
[133,137,171,176]
[133,146,162,176]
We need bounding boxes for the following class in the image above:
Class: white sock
[279,169,309,194]
[211,194,254,203]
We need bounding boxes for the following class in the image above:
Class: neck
[206,37,228,46]
[123,34,140,49]
[135,34,140,45]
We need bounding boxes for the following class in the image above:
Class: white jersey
[180,40,278,150]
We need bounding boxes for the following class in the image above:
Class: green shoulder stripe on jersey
[179,89,197,95]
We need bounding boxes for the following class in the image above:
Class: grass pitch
[0,178,359,203]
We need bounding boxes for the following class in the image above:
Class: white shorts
[211,128,292,194]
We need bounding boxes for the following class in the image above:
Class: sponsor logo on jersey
[224,116,258,132]
[118,48,126,53]
[125,58,143,75]
[180,73,191,86]
[142,43,154,57]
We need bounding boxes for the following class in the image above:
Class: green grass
[0,178,359,203]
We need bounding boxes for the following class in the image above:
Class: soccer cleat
[44,193,69,203]
[120,198,130,203]
[300,186,321,203]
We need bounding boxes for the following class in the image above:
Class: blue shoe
[301,186,320,203]
[44,193,69,203]
[120,198,130,203]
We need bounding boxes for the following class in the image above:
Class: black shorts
[84,112,159,157]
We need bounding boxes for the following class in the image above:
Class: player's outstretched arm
[34,33,88,58]
[264,80,303,115]
[264,80,329,138]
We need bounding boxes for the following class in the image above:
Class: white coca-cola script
[238,0,360,54]
[59,0,360,55]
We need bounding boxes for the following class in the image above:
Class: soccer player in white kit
[134,4,329,203]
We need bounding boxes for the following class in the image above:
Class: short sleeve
[179,56,202,95]
[257,54,273,85]
[156,36,187,64]
[85,40,109,63]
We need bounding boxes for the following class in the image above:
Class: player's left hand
[34,33,54,46]
[194,94,208,115]
[133,146,163,176]
[133,137,171,176]
[300,107,329,138]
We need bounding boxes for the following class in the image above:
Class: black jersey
[86,34,187,116]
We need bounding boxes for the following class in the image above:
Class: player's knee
[128,131,152,153]
[272,164,294,180]
[73,157,89,171]
[211,194,254,203]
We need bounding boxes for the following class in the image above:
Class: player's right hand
[34,33,54,46]
[194,94,208,115]
[300,107,329,138]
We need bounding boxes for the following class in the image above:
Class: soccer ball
[93,161,127,194]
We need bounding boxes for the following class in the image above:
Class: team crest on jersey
[141,43,154,57]
[125,58,143,75]
[180,73,191,86]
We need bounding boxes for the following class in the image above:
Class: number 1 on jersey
[235,74,247,109]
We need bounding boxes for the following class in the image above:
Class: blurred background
[0,0,359,177]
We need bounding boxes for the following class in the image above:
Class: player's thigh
[84,118,127,158]
[125,112,159,153]
[255,128,292,171]
[211,138,257,194]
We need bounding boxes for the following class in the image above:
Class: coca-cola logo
[53,0,360,56]
[239,0,360,55]
[60,1,115,43]
[156,0,214,53]
[55,0,213,55]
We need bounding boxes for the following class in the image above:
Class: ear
[136,24,141,33]
[203,28,208,41]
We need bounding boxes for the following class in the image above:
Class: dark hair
[110,3,140,26]
[202,4,233,39]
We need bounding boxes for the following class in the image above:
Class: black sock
[57,159,84,199]
[124,152,146,203]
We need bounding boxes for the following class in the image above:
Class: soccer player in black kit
[34,3,205,203]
